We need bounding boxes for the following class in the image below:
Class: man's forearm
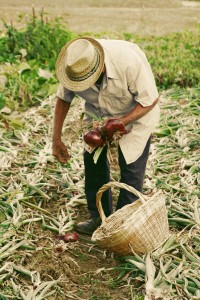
[53,98,71,141]
[119,98,159,126]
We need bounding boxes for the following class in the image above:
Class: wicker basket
[92,182,170,255]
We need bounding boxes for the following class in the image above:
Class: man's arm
[52,97,71,163]
[119,98,159,126]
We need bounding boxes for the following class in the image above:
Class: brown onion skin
[102,119,126,140]
[84,129,105,147]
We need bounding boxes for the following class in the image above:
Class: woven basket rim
[92,191,166,241]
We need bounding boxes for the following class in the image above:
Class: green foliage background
[0,12,199,110]
[126,30,200,88]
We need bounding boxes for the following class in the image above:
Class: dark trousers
[84,136,151,218]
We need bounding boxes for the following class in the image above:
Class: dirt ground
[23,203,132,300]
[0,0,199,35]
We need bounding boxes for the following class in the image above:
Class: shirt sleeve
[56,84,75,103]
[126,56,159,107]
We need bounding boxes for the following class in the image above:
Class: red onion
[84,129,105,147]
[102,119,126,140]
[55,232,79,243]
[55,234,64,241]
[63,232,79,242]
[83,119,126,148]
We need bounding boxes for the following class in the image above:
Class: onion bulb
[84,129,105,147]
[55,232,79,243]
[102,119,126,140]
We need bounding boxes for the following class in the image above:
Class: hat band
[67,50,101,82]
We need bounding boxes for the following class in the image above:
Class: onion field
[0,10,199,300]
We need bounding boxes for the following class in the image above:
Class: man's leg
[116,136,151,210]
[76,147,112,234]
[84,146,112,217]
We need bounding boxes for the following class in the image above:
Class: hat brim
[56,37,105,92]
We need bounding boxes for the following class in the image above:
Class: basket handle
[96,181,148,224]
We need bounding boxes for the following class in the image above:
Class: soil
[0,0,199,35]
[22,202,132,300]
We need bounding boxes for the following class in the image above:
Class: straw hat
[56,37,105,92]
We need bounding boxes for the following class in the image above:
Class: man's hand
[101,118,126,141]
[52,140,70,163]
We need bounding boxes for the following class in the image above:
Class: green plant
[0,8,74,69]
[0,10,75,109]
[0,13,199,111]
[122,25,200,89]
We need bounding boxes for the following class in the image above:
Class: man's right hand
[52,140,70,163]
